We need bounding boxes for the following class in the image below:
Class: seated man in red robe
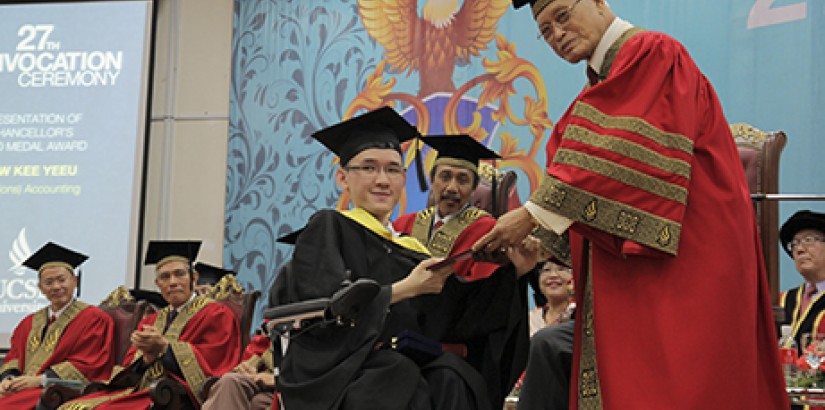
[0,242,114,410]
[59,240,241,410]
[394,134,504,282]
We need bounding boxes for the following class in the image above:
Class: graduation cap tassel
[491,159,499,217]
[76,267,82,298]
[414,138,428,192]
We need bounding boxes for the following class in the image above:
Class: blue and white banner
[0,0,153,346]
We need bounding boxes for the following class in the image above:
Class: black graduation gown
[270,210,529,410]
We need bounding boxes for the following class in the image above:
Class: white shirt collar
[811,281,825,296]
[433,203,470,225]
[49,298,75,319]
[588,17,633,75]
[170,292,198,313]
[386,221,401,238]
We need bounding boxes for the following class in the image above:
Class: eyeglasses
[157,269,190,282]
[787,235,825,252]
[537,0,584,42]
[344,164,406,180]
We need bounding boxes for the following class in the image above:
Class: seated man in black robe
[269,107,537,410]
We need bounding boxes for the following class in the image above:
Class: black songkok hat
[144,240,202,267]
[421,134,501,174]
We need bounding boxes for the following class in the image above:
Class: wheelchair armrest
[328,278,380,321]
[263,298,329,323]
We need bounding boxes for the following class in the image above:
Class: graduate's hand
[5,375,40,392]
[391,258,451,303]
[131,324,169,361]
[508,235,542,277]
[472,207,536,258]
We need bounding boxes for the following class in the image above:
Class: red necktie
[430,220,444,239]
[800,284,818,314]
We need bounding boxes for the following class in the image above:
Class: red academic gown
[528,29,788,408]
[395,207,500,280]
[60,297,240,409]
[0,301,114,409]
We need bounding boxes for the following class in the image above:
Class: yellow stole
[340,208,431,255]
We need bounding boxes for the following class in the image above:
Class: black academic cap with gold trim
[422,134,501,173]
[312,107,420,166]
[144,240,201,267]
[22,242,88,273]
[193,262,235,286]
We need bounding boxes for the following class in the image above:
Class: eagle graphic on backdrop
[358,0,511,97]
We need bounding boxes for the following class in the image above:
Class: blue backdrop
[226,0,825,322]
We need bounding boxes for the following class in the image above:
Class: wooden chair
[471,163,521,217]
[731,123,787,312]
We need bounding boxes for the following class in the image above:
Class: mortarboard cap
[312,107,420,166]
[129,288,169,308]
[144,240,202,267]
[193,262,235,286]
[512,0,555,17]
[422,134,501,174]
[22,242,88,274]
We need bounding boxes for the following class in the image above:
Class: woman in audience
[528,261,574,336]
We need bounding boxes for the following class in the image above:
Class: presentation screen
[0,0,153,347]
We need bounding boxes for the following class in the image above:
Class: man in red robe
[394,134,504,281]
[59,240,241,410]
[474,0,789,408]
[0,242,114,410]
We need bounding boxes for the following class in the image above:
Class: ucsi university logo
[0,228,46,311]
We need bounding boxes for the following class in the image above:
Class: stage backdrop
[227,0,825,322]
[0,0,153,347]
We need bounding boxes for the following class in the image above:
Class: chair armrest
[82,381,110,394]
[199,375,220,402]
[39,384,82,409]
[148,376,195,410]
